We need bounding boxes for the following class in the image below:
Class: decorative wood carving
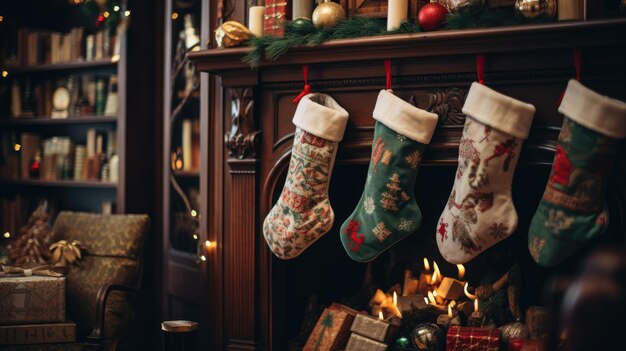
[225,88,261,160]
[422,87,468,125]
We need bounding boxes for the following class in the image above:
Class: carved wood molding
[225,88,261,161]
[421,87,468,126]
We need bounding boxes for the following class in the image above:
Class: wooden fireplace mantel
[190,19,626,351]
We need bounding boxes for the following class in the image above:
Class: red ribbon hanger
[476,54,485,84]
[385,60,392,90]
[293,65,311,104]
[558,48,582,105]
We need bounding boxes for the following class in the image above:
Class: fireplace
[189,21,626,351]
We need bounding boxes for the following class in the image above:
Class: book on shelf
[13,27,116,66]
[181,118,200,172]
[8,74,115,119]
[1,129,116,183]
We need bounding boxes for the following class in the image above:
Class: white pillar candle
[293,0,314,19]
[558,0,584,20]
[249,6,265,37]
[387,0,408,31]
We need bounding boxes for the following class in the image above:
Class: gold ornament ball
[514,0,556,18]
[439,0,484,14]
[312,1,346,29]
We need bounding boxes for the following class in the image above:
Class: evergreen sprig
[243,6,556,66]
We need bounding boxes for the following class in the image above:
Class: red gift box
[264,0,292,37]
[446,326,500,351]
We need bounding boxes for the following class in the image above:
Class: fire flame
[379,311,384,320]
[431,261,442,284]
[474,298,479,313]
[431,270,438,284]
[448,303,453,318]
[424,297,429,305]
[464,282,477,300]
[457,264,465,280]
[423,257,431,272]
[428,291,436,305]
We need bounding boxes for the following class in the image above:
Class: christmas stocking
[340,90,439,262]
[263,93,349,260]
[436,83,535,264]
[528,80,626,266]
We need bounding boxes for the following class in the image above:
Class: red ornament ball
[418,2,448,31]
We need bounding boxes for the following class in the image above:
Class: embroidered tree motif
[398,218,413,231]
[485,138,518,171]
[529,237,546,262]
[373,222,391,242]
[437,219,449,241]
[381,149,394,165]
[364,197,375,215]
[488,222,508,240]
[380,173,402,211]
[404,149,422,169]
[451,215,481,254]
[344,220,365,252]
[545,209,574,234]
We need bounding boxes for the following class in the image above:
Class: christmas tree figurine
[7,201,52,267]
[380,173,402,211]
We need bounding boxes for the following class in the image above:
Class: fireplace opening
[268,161,624,350]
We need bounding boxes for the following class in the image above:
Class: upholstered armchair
[50,212,150,350]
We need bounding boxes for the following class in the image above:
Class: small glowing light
[433,290,438,297]
[111,55,120,63]
[199,255,206,261]
[448,304,453,318]
[14,144,21,151]
[457,264,466,280]
[3,232,10,238]
[423,257,430,272]
[113,5,120,11]
[431,261,441,284]
[171,12,179,20]
[205,240,213,248]
[431,270,438,284]
[474,299,479,313]
[0,15,4,22]
[124,10,131,17]
[378,311,383,320]
[428,291,436,305]
[1,70,7,78]
[190,210,197,217]
[424,297,429,305]
[192,234,198,240]
[103,11,110,18]
[464,282,477,300]
[393,291,398,307]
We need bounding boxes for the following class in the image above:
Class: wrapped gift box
[446,326,500,351]
[0,276,65,324]
[350,313,398,342]
[345,332,388,351]
[0,321,76,344]
[264,0,291,37]
[302,304,356,351]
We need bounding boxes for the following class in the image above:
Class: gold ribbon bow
[0,265,63,277]
[49,240,84,268]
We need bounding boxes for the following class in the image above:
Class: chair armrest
[87,283,139,342]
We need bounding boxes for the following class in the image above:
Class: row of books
[12,26,118,66]
[8,74,117,119]
[0,129,118,183]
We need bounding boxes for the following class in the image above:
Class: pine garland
[243,6,556,67]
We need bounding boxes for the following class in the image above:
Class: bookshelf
[0,0,157,224]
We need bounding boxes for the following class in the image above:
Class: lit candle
[387,0,408,31]
[448,303,453,318]
[431,261,442,285]
[474,298,479,313]
[428,291,436,305]
[292,0,314,20]
[424,297,429,305]
[457,264,465,280]
[418,258,433,293]
[248,6,265,37]
[379,311,384,320]
[558,0,584,20]
[423,257,431,272]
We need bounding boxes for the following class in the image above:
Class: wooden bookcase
[0,0,157,220]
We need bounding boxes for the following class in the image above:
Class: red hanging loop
[558,48,581,105]
[573,48,581,82]
[385,60,392,90]
[476,54,485,84]
[293,65,311,104]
